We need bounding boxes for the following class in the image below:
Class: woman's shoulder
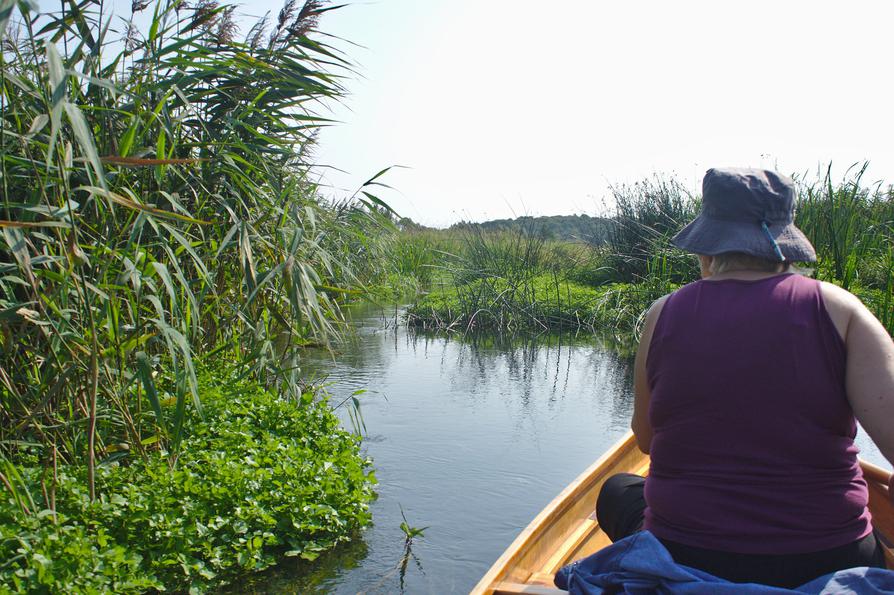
[642,292,672,333]
[817,279,862,306]
[817,281,868,343]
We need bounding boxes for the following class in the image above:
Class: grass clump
[0,367,375,593]
[600,175,699,284]
[796,164,894,291]
[403,195,687,337]
[408,274,672,338]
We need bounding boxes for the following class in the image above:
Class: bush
[0,369,375,593]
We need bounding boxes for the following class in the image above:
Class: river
[241,303,888,594]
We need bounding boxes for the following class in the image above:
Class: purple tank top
[643,273,871,554]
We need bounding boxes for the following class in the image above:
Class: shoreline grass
[407,276,669,339]
[401,167,894,339]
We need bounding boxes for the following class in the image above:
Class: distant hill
[449,214,611,243]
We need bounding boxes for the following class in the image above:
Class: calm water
[242,303,888,595]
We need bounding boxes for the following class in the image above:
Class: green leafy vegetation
[797,165,894,288]
[410,275,658,340]
[0,369,374,593]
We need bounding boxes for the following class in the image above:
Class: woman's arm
[820,282,894,467]
[631,295,669,454]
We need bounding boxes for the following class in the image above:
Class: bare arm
[631,295,669,454]
[821,282,894,467]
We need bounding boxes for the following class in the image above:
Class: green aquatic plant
[399,506,429,542]
[398,507,428,592]
[0,369,375,593]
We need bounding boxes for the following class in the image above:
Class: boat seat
[492,581,566,594]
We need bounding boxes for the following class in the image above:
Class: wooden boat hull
[471,431,894,595]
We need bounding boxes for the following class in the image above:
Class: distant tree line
[446,214,613,243]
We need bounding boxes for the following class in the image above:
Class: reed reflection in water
[238,304,632,594]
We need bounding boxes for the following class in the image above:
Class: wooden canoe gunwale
[472,432,894,595]
[470,432,644,595]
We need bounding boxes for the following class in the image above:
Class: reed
[389,228,460,289]
[601,176,699,284]
[0,0,389,498]
[796,164,894,289]
[407,223,631,333]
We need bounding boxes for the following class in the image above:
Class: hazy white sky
[292,0,894,227]
[79,0,894,226]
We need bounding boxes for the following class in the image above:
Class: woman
[596,167,894,588]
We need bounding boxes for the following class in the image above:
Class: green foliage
[0,515,158,593]
[0,368,375,593]
[367,229,462,300]
[0,0,392,499]
[398,507,428,541]
[796,164,894,290]
[389,230,455,288]
[406,167,894,339]
[453,226,547,286]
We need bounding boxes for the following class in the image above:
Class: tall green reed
[600,175,699,284]
[796,163,894,290]
[0,0,390,499]
[389,228,460,288]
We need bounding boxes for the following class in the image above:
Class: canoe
[471,431,894,595]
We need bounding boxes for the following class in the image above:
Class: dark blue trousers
[595,473,886,589]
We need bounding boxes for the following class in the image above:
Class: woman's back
[643,273,871,554]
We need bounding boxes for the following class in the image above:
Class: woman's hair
[708,252,790,275]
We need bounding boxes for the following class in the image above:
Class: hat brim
[672,214,817,262]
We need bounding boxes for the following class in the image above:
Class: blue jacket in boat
[555,531,894,594]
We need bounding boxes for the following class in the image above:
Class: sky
[45,0,894,227]
[292,0,894,227]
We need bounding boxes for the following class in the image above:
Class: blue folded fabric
[554,531,894,594]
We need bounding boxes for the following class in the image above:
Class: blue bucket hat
[672,167,817,263]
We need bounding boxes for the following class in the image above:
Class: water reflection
[256,304,636,594]
[233,536,369,594]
